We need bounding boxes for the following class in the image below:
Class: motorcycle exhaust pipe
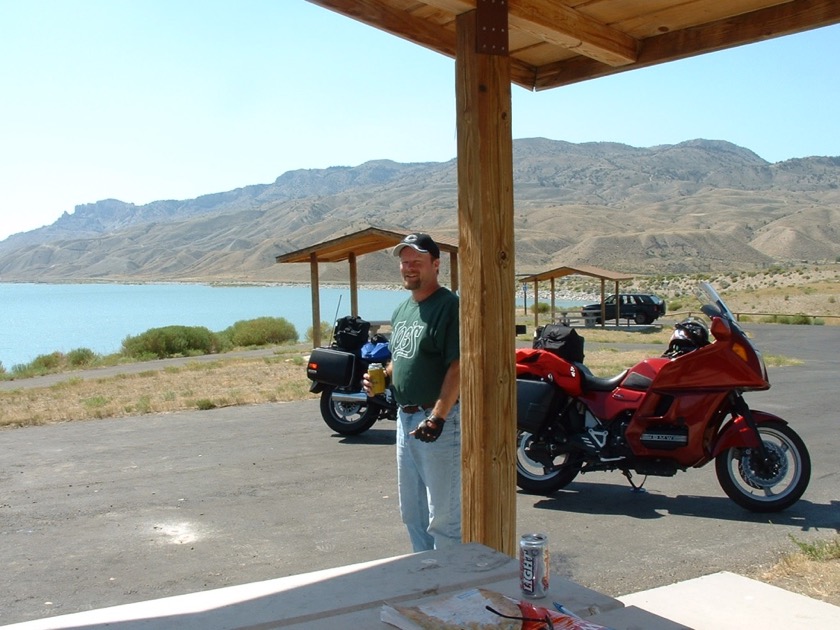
[331,391,368,404]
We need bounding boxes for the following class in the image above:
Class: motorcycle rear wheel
[320,388,379,435]
[516,430,583,494]
[715,420,811,512]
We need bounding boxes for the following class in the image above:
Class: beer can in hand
[368,363,386,395]
[519,533,550,598]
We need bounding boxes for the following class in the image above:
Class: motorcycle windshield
[697,281,767,381]
[697,282,744,333]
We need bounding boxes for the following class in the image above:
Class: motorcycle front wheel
[516,430,583,494]
[715,420,811,512]
[319,388,379,435]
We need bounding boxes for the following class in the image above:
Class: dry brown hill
[0,138,838,283]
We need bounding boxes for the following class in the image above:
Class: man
[364,233,461,552]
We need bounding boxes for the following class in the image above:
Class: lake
[0,283,588,368]
[0,283,408,368]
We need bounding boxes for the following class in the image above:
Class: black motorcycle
[306,315,397,435]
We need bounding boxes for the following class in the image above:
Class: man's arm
[430,359,460,420]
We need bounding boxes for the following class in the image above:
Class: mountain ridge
[1,138,838,283]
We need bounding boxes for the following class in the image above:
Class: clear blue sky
[2,1,839,242]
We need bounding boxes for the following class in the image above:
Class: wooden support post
[532,279,539,330]
[599,277,606,328]
[550,277,556,321]
[349,252,359,316]
[310,253,321,348]
[449,251,459,293]
[614,280,620,324]
[456,9,517,557]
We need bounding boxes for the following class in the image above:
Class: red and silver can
[519,533,550,598]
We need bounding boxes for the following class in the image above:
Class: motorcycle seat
[577,363,628,392]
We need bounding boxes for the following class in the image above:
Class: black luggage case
[516,378,562,433]
[306,347,356,387]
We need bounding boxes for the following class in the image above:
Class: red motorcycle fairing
[625,390,731,466]
[515,348,584,397]
[651,318,769,392]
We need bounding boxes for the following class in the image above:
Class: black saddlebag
[516,378,563,434]
[307,347,356,387]
[533,324,585,362]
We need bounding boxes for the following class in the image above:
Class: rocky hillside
[1,138,838,283]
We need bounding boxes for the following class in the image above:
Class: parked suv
[580,293,666,325]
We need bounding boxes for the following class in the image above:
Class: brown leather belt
[400,403,435,414]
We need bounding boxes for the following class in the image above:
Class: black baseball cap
[392,233,441,259]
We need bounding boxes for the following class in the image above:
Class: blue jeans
[396,402,461,552]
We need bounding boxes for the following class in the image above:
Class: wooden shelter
[305,0,840,557]
[275,226,458,347]
[519,264,634,328]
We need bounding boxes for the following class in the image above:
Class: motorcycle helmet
[663,316,710,358]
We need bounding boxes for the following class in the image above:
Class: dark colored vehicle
[580,293,666,325]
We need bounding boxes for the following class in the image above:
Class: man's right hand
[411,415,445,442]
[361,373,372,396]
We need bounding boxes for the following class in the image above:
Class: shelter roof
[307,1,840,91]
[274,226,458,264]
[519,264,633,283]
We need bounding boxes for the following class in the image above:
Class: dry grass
[751,537,840,607]
[0,350,315,428]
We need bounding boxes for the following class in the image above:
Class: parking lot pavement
[0,324,837,626]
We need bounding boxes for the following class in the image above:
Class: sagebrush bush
[66,347,97,367]
[31,352,64,370]
[306,321,333,344]
[221,317,297,347]
[121,325,220,359]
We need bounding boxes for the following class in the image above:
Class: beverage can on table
[368,363,386,395]
[519,533,550,598]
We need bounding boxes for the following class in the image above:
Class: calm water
[0,283,588,368]
[0,283,409,368]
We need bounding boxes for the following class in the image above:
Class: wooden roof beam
[508,0,638,67]
[307,0,458,56]
[419,0,638,66]
[533,0,840,90]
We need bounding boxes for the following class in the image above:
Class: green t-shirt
[390,287,460,406]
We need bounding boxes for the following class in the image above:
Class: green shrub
[221,317,298,347]
[306,321,333,344]
[121,325,220,359]
[31,352,63,370]
[66,347,97,367]
[760,314,815,325]
[535,302,551,314]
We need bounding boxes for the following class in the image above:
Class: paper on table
[381,587,612,630]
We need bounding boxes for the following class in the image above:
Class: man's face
[399,247,439,291]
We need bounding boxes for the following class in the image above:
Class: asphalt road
[0,324,838,626]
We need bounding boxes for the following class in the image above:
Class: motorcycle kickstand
[622,470,648,493]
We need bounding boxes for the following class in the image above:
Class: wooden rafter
[534,0,840,89]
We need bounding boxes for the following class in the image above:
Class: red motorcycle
[515,282,811,512]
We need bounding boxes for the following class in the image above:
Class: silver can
[519,533,550,598]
